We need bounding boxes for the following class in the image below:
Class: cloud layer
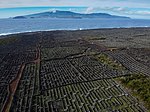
[0,0,150,8]
[85,7,150,16]
[0,0,150,19]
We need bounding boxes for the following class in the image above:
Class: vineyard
[41,47,86,60]
[124,48,150,67]
[10,63,38,112]
[31,79,145,112]
[0,29,149,112]
[105,51,150,76]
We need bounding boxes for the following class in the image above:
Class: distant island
[13,10,130,19]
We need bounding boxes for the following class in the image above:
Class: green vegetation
[88,37,106,40]
[1,30,149,111]
[117,74,150,111]
[96,53,126,71]
[0,37,18,45]
[32,79,144,111]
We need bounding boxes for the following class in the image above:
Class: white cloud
[126,10,150,15]
[138,11,150,15]
[1,0,150,8]
[84,7,128,13]
[85,7,94,14]
[115,7,125,11]
[1,0,150,19]
[84,6,150,16]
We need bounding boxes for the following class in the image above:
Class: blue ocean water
[0,18,150,35]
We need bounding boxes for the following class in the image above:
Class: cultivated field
[0,28,149,112]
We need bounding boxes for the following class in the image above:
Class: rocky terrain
[0,28,149,112]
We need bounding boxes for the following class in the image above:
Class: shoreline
[1,26,150,38]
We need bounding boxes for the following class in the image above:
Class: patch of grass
[0,36,18,45]
[95,53,126,71]
[117,73,150,111]
[88,37,106,40]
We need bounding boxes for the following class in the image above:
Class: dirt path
[2,46,41,112]
[34,46,41,63]
[2,64,25,112]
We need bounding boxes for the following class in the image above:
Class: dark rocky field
[0,28,149,112]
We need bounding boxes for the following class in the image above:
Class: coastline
[1,26,150,37]
[1,27,150,49]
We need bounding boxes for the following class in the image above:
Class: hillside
[13,10,130,19]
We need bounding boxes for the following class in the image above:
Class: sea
[1,18,150,36]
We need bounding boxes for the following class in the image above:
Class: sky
[0,0,150,19]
